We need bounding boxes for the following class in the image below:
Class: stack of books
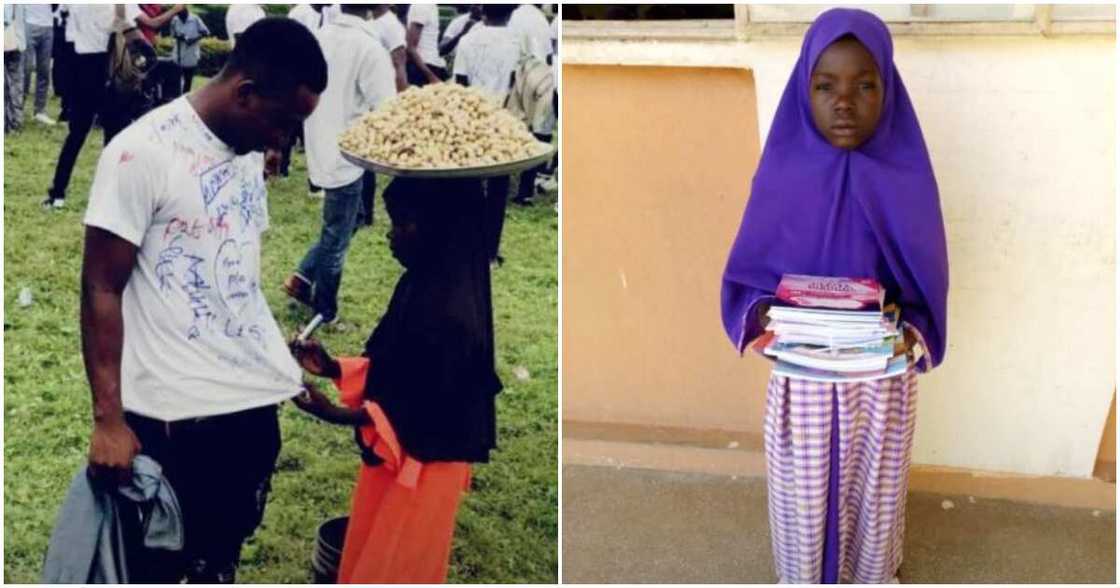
[749,274,906,382]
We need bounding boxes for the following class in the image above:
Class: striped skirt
[763,370,918,583]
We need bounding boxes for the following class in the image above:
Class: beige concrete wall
[562,34,1116,479]
[561,65,771,431]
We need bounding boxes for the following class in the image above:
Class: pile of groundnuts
[339,83,549,170]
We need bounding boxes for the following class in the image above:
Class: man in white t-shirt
[405,3,446,85]
[4,4,27,132]
[80,18,327,583]
[283,5,394,323]
[43,4,147,209]
[439,4,480,63]
[225,3,265,47]
[509,3,552,63]
[21,3,56,125]
[370,4,407,92]
[453,6,519,104]
[287,3,322,32]
[506,4,555,206]
[360,4,409,229]
[452,4,520,266]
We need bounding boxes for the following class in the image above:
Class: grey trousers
[22,23,52,115]
[4,50,24,131]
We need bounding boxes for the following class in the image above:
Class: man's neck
[188,83,239,152]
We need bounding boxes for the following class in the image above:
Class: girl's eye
[860,82,877,91]
[815,83,832,92]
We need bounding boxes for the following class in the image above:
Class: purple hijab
[720,8,948,368]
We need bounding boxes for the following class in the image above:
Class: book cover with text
[775,274,884,311]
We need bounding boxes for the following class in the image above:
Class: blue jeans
[296,177,364,321]
[22,23,52,115]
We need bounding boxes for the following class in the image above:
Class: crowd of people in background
[6,2,557,336]
[4,4,558,209]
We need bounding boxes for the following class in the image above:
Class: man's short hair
[223,17,328,97]
[482,4,517,22]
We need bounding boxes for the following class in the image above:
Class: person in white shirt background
[370,4,408,92]
[544,7,558,192]
[4,4,27,133]
[510,3,552,64]
[79,17,327,582]
[284,4,395,326]
[452,3,520,266]
[282,3,346,189]
[288,3,323,32]
[507,3,555,205]
[51,5,74,123]
[169,6,211,96]
[21,3,56,126]
[42,4,142,209]
[282,3,333,189]
[405,3,447,86]
[289,4,342,33]
[440,4,481,62]
[359,4,410,229]
[225,3,265,48]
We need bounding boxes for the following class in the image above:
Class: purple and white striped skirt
[763,370,918,583]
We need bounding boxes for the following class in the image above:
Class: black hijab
[359,177,501,464]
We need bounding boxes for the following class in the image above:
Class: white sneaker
[308,189,325,199]
[41,197,65,210]
[33,112,56,126]
[537,176,558,193]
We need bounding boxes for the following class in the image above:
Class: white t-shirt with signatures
[84,97,302,421]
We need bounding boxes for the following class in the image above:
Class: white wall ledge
[563,18,1116,47]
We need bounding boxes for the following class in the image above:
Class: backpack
[108,7,157,94]
[110,33,159,94]
[504,42,555,135]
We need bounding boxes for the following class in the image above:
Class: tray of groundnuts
[339,83,554,179]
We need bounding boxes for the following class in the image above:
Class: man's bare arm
[406,23,441,84]
[390,47,408,92]
[81,226,142,485]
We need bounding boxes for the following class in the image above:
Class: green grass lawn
[3,95,558,583]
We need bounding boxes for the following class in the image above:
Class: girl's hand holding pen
[289,335,342,379]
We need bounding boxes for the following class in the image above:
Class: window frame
[562,4,1116,41]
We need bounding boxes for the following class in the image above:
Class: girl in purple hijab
[720,8,948,583]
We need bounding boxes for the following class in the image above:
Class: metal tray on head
[340,143,555,179]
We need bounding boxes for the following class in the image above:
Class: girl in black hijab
[292,177,501,583]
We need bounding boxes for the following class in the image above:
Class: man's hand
[289,336,342,379]
[88,417,141,487]
[81,226,140,489]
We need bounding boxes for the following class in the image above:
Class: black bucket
[311,516,349,584]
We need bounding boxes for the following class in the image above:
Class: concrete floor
[562,465,1116,584]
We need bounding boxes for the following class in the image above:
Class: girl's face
[388,218,423,268]
[809,36,884,150]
